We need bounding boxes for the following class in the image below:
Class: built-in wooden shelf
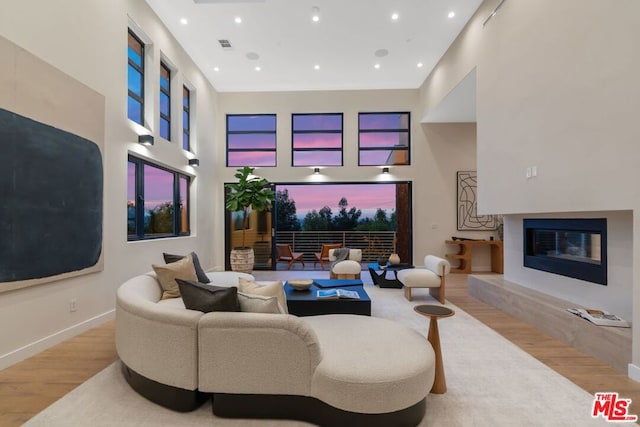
[445,240,503,274]
[468,274,631,373]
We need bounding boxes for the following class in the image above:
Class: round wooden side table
[414,304,455,394]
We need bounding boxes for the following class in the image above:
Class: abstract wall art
[457,171,498,231]
[0,35,105,293]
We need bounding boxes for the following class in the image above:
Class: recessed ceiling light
[391,13,399,20]
[180,18,188,25]
[311,6,320,22]
[314,64,320,70]
[374,63,380,69]
[246,52,260,60]
[448,11,455,18]
[213,67,220,72]
[235,16,242,24]
[255,66,261,71]
[417,62,423,68]
[375,48,389,58]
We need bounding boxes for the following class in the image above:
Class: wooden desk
[445,240,503,274]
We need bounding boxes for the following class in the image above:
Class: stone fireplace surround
[503,211,632,321]
[469,210,633,373]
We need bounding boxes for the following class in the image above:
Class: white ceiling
[144,0,483,93]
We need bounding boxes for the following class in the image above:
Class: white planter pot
[230,248,254,273]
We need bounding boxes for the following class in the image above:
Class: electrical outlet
[69,299,77,312]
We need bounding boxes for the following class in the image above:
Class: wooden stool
[414,304,455,394]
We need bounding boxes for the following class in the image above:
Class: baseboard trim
[628,364,640,383]
[0,309,115,370]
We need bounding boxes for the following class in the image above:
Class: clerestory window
[358,112,410,166]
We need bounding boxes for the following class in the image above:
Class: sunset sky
[128,162,176,209]
[277,183,396,219]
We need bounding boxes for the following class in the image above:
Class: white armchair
[397,255,450,303]
[328,248,362,279]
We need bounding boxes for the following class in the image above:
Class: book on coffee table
[317,289,361,300]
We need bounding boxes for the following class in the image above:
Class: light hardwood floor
[1,273,640,425]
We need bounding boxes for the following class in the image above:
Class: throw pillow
[237,292,285,314]
[152,254,198,299]
[238,278,288,314]
[163,251,210,283]
[176,279,240,313]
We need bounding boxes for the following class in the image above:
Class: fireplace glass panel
[532,230,601,265]
[523,218,607,285]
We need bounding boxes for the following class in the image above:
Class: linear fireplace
[523,218,607,285]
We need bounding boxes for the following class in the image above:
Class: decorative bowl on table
[288,279,313,291]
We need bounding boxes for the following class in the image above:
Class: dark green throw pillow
[176,279,240,313]
[163,252,210,283]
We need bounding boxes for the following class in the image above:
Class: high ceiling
[145,0,483,93]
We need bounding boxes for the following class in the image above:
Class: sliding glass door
[224,181,412,271]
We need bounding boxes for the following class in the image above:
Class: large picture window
[227,114,277,167]
[127,30,145,125]
[160,62,171,140]
[358,112,410,166]
[127,156,190,240]
[292,113,343,166]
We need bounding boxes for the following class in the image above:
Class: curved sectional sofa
[116,270,436,426]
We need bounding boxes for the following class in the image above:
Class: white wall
[475,0,640,216]
[0,0,218,369]
[216,92,485,268]
[419,0,640,373]
[420,0,640,213]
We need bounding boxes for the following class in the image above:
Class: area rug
[26,275,618,426]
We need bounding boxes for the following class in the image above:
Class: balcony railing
[276,230,396,264]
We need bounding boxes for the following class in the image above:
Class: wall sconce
[189,158,200,167]
[311,6,320,22]
[138,134,154,146]
[382,167,390,174]
[314,167,320,174]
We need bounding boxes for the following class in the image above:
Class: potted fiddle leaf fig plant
[225,166,274,273]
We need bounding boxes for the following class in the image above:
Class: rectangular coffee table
[284,279,371,317]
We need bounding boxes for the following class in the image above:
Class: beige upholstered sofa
[116,271,435,425]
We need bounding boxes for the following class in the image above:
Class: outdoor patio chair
[314,243,342,270]
[276,244,305,270]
